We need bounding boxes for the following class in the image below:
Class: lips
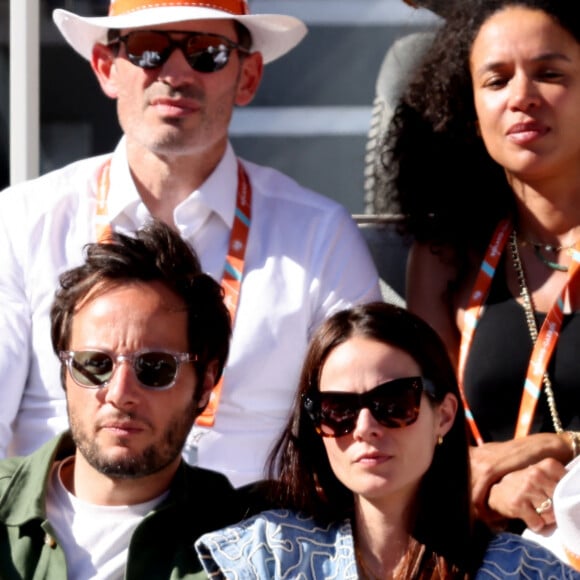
[150,96,199,117]
[99,419,145,435]
[506,120,549,144]
[354,450,390,464]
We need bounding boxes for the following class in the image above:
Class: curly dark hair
[50,219,231,411]
[266,302,490,577]
[381,0,580,262]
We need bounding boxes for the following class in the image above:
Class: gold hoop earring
[437,435,444,445]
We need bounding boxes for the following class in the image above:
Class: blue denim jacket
[196,509,580,579]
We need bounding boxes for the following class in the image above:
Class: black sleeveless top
[462,257,580,442]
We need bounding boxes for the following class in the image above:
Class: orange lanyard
[458,219,580,444]
[565,547,580,572]
[514,244,580,437]
[96,158,251,427]
[196,162,251,427]
[95,160,113,242]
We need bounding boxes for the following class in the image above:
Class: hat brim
[52,7,307,64]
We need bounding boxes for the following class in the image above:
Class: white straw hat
[52,0,307,65]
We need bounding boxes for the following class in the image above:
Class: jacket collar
[0,432,75,525]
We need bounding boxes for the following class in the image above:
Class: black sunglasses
[59,349,196,391]
[110,30,250,73]
[303,376,436,437]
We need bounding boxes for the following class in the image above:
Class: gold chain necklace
[509,229,564,433]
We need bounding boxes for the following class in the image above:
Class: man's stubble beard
[68,396,197,479]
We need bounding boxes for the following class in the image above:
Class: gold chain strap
[509,230,564,434]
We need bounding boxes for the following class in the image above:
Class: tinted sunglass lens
[185,51,224,73]
[124,32,170,69]
[372,386,421,428]
[318,399,358,437]
[184,39,230,73]
[135,352,178,388]
[71,351,114,387]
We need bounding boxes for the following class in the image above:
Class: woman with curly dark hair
[195,303,578,578]
[382,0,580,535]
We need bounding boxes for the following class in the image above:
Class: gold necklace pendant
[532,245,569,272]
[520,237,575,253]
[519,235,574,272]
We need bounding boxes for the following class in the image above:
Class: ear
[436,392,458,439]
[197,360,220,410]
[235,52,263,107]
[91,43,120,99]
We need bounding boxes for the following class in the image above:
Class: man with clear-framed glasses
[0,220,248,578]
[0,0,382,488]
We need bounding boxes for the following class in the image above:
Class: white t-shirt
[0,139,382,486]
[45,457,168,579]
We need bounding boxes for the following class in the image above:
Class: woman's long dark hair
[267,302,490,577]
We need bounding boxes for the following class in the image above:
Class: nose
[508,72,541,111]
[352,407,381,439]
[103,359,140,408]
[158,46,197,87]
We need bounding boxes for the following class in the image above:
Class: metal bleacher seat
[357,32,436,305]
[355,214,408,306]
[359,3,445,304]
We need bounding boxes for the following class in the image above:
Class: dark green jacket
[0,433,243,579]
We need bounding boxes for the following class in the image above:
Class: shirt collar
[184,141,238,229]
[0,433,75,525]
[106,138,239,231]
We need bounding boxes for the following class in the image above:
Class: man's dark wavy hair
[50,219,231,411]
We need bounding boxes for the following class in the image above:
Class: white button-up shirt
[0,139,381,486]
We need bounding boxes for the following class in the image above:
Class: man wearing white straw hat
[0,0,381,487]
